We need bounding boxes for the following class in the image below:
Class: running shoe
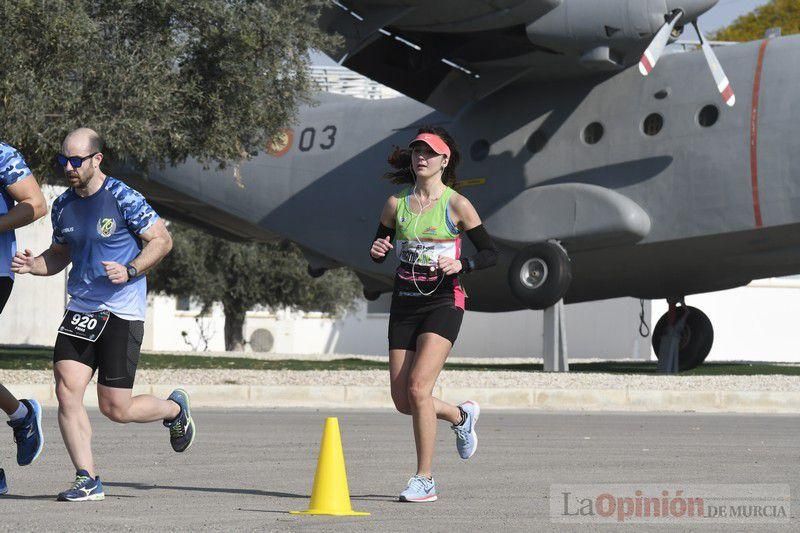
[57,470,104,502]
[164,389,195,452]
[0,469,7,496]
[452,400,480,460]
[8,398,43,466]
[399,475,437,502]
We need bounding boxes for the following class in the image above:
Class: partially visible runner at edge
[0,141,48,496]
[12,128,195,502]
[370,126,499,502]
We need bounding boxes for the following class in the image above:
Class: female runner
[370,126,498,502]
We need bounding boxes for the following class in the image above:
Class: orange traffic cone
[291,417,370,516]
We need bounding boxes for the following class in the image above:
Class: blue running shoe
[8,398,43,466]
[0,469,7,496]
[164,389,195,452]
[57,470,104,502]
[452,400,480,460]
[399,475,437,502]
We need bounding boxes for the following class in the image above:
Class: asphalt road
[1,408,797,531]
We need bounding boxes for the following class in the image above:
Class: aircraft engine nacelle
[525,0,717,69]
[484,184,651,251]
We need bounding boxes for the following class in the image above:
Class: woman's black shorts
[388,305,464,351]
[53,313,144,389]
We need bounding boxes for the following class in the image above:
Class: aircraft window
[526,130,548,154]
[643,113,664,136]
[698,105,719,127]
[470,139,490,161]
[583,122,604,145]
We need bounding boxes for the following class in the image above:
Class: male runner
[0,141,47,495]
[12,128,195,502]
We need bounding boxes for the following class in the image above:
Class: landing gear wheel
[508,242,572,310]
[652,305,713,372]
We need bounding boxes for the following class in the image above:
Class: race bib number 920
[58,310,111,342]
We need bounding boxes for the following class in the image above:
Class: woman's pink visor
[409,133,450,158]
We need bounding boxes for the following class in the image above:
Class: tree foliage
[1,1,358,350]
[149,222,362,351]
[713,0,800,41]
[0,0,336,179]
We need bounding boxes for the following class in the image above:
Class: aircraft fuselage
[133,35,800,312]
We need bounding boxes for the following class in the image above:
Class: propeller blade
[694,21,736,107]
[639,11,683,76]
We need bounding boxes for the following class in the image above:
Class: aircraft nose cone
[666,0,719,22]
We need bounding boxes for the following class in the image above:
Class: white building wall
[327,294,652,359]
[141,287,800,362]
[309,66,401,100]
[141,287,650,359]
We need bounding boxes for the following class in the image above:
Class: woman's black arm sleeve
[459,224,498,273]
[371,223,396,263]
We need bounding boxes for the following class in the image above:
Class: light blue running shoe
[8,398,43,466]
[0,468,7,495]
[57,470,104,502]
[399,475,437,502]
[452,400,480,460]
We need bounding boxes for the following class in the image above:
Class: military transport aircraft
[121,0,800,371]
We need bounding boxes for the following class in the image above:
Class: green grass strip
[1,348,799,375]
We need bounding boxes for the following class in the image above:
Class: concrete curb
[5,383,800,413]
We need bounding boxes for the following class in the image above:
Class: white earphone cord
[411,184,446,296]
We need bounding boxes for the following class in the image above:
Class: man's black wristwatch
[125,264,138,281]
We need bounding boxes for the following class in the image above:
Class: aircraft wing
[319,1,720,115]
[319,0,565,114]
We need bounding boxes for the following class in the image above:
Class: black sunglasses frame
[57,152,99,169]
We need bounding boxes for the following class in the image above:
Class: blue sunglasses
[57,152,98,168]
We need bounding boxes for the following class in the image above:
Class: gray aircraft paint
[120,3,800,313]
